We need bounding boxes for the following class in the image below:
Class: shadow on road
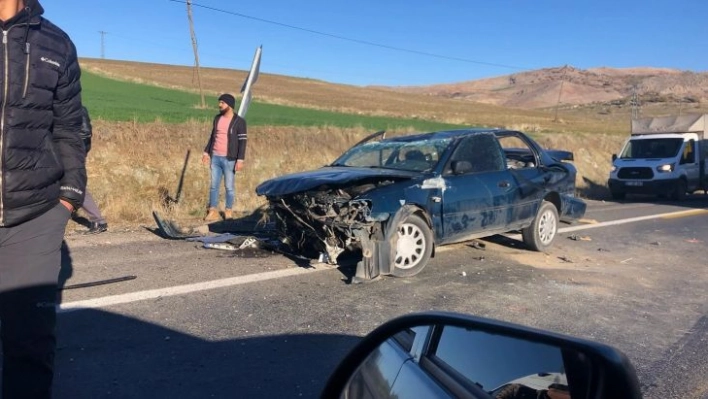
[642,315,708,398]
[57,241,74,305]
[54,309,360,398]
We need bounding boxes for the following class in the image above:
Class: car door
[496,133,549,225]
[440,134,517,243]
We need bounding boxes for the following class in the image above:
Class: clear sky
[42,0,707,87]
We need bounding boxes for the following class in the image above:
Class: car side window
[393,328,416,352]
[420,325,578,398]
[498,135,538,169]
[448,134,505,174]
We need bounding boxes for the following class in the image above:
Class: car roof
[381,128,506,142]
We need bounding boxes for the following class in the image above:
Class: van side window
[681,140,695,164]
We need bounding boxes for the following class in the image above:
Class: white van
[608,114,708,200]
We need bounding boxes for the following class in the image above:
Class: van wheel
[522,201,558,252]
[391,214,433,277]
[672,179,687,201]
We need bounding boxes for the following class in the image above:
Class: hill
[392,66,708,110]
[80,58,708,134]
[79,58,549,130]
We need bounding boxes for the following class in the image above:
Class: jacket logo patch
[41,57,61,68]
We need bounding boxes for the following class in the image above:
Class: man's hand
[201,153,210,165]
[59,199,75,213]
[235,160,244,172]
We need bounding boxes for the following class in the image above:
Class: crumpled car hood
[256,166,420,197]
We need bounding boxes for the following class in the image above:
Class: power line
[167,0,531,71]
[83,31,423,84]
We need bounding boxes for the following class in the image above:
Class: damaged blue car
[256,129,586,281]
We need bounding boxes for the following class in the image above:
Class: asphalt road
[17,196,708,398]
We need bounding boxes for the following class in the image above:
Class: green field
[81,71,462,131]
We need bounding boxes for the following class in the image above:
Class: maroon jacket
[203,114,247,161]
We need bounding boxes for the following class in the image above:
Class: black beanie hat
[218,93,236,109]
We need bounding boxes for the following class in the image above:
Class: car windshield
[331,137,452,172]
[620,138,683,159]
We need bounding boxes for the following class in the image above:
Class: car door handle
[498,181,511,188]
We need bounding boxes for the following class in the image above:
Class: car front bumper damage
[267,185,411,282]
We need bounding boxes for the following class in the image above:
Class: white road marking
[561,208,708,232]
[584,202,658,213]
[58,264,334,313]
[58,207,707,312]
[504,207,708,240]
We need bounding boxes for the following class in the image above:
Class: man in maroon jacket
[201,93,247,221]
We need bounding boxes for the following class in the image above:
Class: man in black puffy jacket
[0,0,85,397]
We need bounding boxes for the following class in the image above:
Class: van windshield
[620,138,683,159]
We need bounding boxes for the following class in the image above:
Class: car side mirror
[321,312,642,399]
[612,154,618,162]
[451,160,473,175]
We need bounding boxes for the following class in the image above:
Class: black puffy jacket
[80,106,92,153]
[0,0,86,227]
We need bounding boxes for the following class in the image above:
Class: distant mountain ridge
[391,66,708,109]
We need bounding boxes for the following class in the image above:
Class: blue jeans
[209,155,236,209]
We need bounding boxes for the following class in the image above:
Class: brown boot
[204,207,219,222]
[224,209,233,220]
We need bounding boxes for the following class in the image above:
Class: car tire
[391,214,433,277]
[522,201,558,252]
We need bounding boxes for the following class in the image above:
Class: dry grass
[532,132,625,198]
[84,119,623,228]
[84,120,416,227]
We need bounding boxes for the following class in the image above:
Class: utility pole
[553,65,568,122]
[631,85,641,120]
[98,31,107,59]
[678,98,684,116]
[186,0,206,109]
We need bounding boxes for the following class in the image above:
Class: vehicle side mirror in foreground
[451,160,473,175]
[321,312,642,399]
[612,154,618,162]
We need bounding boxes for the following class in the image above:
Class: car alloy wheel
[392,214,433,277]
[522,201,558,252]
[537,207,557,245]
